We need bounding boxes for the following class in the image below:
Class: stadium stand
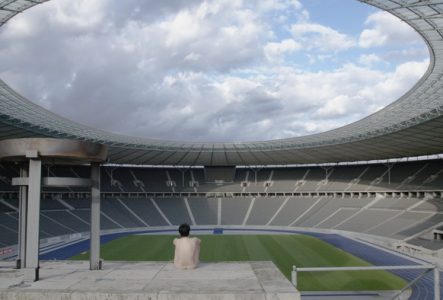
[220,197,252,225]
[1,160,442,251]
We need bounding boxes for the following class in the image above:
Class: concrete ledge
[0,138,107,162]
[0,261,300,300]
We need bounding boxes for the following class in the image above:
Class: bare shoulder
[192,237,201,244]
[173,238,178,245]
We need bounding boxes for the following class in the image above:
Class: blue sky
[0,0,429,142]
[304,0,376,33]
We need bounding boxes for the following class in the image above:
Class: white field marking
[242,197,256,225]
[183,197,196,226]
[218,198,222,225]
[67,210,90,226]
[288,196,323,226]
[331,196,384,229]
[0,199,18,212]
[266,197,290,226]
[344,167,369,191]
[57,199,75,210]
[117,198,149,227]
[313,208,358,228]
[150,197,172,226]
[41,212,77,233]
[364,210,405,233]
[101,211,125,228]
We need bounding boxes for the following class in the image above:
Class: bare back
[173,237,201,269]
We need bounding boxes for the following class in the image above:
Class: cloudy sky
[0,0,428,142]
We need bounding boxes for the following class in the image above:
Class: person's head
[178,223,190,237]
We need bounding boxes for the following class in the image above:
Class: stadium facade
[0,0,443,165]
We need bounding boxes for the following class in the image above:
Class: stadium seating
[1,160,443,250]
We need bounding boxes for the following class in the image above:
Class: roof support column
[0,138,108,277]
[90,163,101,270]
[17,165,28,269]
[24,157,41,282]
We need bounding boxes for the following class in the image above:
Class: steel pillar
[24,158,41,282]
[17,165,28,269]
[90,163,101,270]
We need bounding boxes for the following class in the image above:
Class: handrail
[292,264,440,300]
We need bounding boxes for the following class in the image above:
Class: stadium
[1,0,443,299]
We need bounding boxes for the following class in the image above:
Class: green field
[71,234,406,291]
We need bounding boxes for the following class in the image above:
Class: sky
[0,0,429,142]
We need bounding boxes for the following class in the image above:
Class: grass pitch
[71,234,406,291]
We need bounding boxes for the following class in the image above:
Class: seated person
[173,223,201,269]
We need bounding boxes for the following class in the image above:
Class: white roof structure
[1,0,443,166]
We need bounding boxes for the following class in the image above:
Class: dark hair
[178,223,190,237]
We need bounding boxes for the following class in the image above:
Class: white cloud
[290,0,303,10]
[51,0,106,29]
[184,52,201,61]
[359,11,422,48]
[359,54,382,66]
[1,17,35,37]
[161,9,206,48]
[264,39,301,62]
[315,95,352,118]
[0,0,430,142]
[368,60,429,99]
[291,22,356,52]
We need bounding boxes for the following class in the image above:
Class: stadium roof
[1,0,443,166]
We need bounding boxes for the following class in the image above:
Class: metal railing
[291,264,440,300]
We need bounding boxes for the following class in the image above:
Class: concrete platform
[0,260,300,300]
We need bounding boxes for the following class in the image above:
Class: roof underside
[0,0,443,165]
